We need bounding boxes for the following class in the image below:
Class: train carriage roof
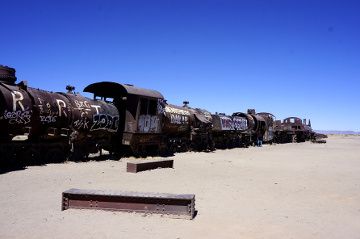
[84,81,164,99]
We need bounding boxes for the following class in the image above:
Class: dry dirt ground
[1,135,360,239]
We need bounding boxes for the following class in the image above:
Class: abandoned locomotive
[0,65,120,162]
[0,65,317,165]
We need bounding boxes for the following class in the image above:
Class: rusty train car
[83,81,166,157]
[162,102,213,152]
[162,104,269,151]
[211,112,247,148]
[273,117,314,143]
[256,112,276,143]
[211,110,268,148]
[0,65,318,166]
[0,65,120,163]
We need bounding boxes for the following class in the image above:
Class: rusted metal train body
[0,66,120,162]
[84,82,166,156]
[273,117,314,143]
[0,65,319,165]
[231,109,272,145]
[256,112,276,143]
[162,103,213,152]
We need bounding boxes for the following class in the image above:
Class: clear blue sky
[1,0,359,131]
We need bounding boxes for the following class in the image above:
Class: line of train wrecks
[0,65,326,166]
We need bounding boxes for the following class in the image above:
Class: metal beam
[127,159,174,173]
[62,188,195,220]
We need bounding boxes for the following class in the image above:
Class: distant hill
[315,130,360,135]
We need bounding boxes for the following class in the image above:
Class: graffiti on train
[233,117,248,131]
[138,115,161,133]
[90,114,119,132]
[3,109,31,125]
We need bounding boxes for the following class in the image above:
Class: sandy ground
[0,135,360,239]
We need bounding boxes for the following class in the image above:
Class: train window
[126,95,138,118]
[140,98,148,115]
[148,100,157,115]
[290,118,295,123]
[139,98,157,115]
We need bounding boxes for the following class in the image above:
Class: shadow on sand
[0,150,178,174]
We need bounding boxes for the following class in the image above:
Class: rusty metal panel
[62,189,195,220]
[127,160,174,173]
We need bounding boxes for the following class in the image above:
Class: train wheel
[181,142,189,152]
[139,146,147,158]
[168,144,176,154]
[227,139,233,149]
[0,147,23,171]
[69,149,86,162]
[0,148,9,169]
[208,140,215,151]
[46,148,66,163]
[158,143,169,157]
[131,146,140,158]
[21,148,42,166]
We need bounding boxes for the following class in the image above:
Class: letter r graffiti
[56,99,67,117]
[11,91,25,111]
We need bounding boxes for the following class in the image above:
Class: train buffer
[126,159,174,173]
[62,188,195,219]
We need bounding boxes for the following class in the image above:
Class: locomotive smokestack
[0,65,17,84]
[66,85,75,94]
[247,109,256,115]
[183,101,189,107]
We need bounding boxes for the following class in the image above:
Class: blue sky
[1,0,359,131]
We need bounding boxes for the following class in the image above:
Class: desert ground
[0,135,359,239]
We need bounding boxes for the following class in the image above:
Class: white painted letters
[11,91,25,111]
[56,99,67,117]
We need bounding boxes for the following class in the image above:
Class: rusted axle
[126,159,174,173]
[62,188,195,219]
